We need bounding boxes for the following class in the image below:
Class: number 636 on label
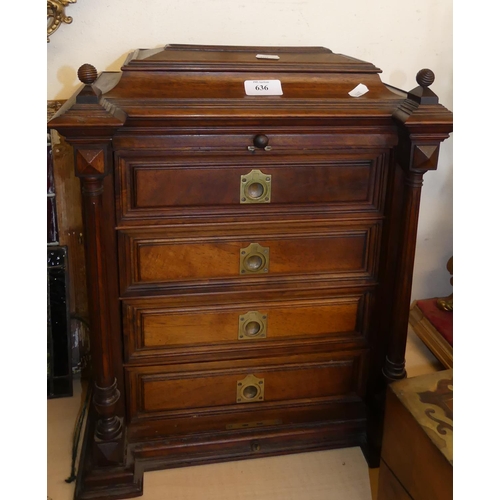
[244,80,283,96]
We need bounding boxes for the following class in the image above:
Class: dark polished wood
[383,70,451,383]
[48,44,452,499]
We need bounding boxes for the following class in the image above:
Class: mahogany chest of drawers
[48,44,452,499]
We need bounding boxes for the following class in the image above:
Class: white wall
[47,0,453,301]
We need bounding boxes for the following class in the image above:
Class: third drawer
[122,291,372,363]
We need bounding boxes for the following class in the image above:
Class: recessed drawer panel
[127,398,366,441]
[125,350,367,421]
[118,222,380,295]
[123,293,370,362]
[116,152,387,223]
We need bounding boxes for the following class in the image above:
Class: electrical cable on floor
[65,381,92,483]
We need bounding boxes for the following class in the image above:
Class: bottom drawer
[125,349,367,438]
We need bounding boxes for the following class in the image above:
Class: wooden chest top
[49,44,416,132]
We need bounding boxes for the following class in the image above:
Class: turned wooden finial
[78,64,98,85]
[75,64,102,103]
[416,68,435,88]
[402,68,438,105]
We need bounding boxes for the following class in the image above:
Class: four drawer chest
[48,44,452,499]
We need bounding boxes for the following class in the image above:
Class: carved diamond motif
[76,148,105,175]
[413,144,439,170]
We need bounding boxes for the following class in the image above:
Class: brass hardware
[247,134,272,152]
[251,442,261,452]
[238,311,267,340]
[47,1,77,42]
[436,256,453,312]
[226,419,282,430]
[236,374,264,403]
[240,243,269,274]
[247,145,272,152]
[240,169,271,204]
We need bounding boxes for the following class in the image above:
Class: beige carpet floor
[47,327,440,500]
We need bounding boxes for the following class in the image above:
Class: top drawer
[116,151,388,224]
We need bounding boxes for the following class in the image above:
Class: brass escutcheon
[238,311,267,340]
[240,169,271,204]
[240,243,269,274]
[236,374,264,404]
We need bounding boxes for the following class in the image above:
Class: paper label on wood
[244,80,283,96]
[256,54,280,60]
[348,84,369,97]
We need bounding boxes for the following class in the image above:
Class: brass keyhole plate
[238,311,268,340]
[240,169,271,204]
[236,374,265,404]
[240,243,269,275]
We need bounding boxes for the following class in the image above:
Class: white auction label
[348,83,369,97]
[244,80,283,96]
[256,54,280,60]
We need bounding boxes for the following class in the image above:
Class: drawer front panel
[116,152,388,223]
[119,223,380,294]
[127,399,366,440]
[126,350,366,420]
[123,293,370,361]
[113,131,398,152]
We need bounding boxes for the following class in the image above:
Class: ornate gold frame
[47,0,77,42]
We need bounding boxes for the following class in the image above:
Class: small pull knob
[253,134,269,149]
[248,134,272,152]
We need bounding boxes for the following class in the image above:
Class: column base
[382,357,407,383]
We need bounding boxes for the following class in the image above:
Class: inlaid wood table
[378,369,453,500]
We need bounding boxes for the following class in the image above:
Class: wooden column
[77,153,122,442]
[383,168,425,380]
[384,69,453,382]
[48,64,127,464]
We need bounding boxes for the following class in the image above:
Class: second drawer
[118,221,381,295]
